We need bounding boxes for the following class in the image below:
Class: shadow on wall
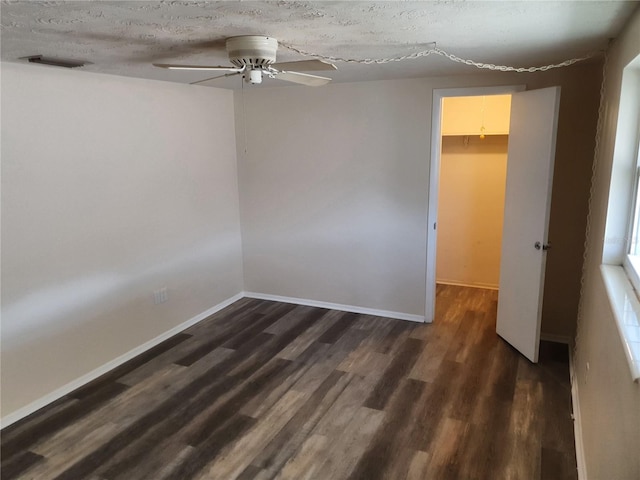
[2,237,239,351]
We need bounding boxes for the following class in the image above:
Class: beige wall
[236,62,601,335]
[441,94,511,135]
[574,8,640,479]
[1,63,244,419]
[436,135,508,289]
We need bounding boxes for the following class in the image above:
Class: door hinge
[534,241,551,251]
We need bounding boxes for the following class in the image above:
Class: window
[601,53,640,381]
[624,137,640,293]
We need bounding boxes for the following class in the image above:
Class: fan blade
[153,63,242,72]
[275,71,332,87]
[190,72,242,85]
[272,59,336,71]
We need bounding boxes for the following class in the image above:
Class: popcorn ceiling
[0,1,634,88]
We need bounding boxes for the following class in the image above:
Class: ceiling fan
[153,35,336,87]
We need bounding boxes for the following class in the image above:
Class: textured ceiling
[1,1,638,89]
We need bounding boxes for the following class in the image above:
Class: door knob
[534,241,551,251]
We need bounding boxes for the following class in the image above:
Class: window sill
[600,265,640,382]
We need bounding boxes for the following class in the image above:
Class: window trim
[601,265,640,382]
[623,137,640,295]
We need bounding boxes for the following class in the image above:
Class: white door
[496,86,561,363]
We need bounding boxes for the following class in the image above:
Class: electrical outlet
[153,287,169,305]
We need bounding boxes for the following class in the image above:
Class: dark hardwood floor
[1,285,577,480]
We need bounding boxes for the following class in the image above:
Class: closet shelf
[442,131,509,136]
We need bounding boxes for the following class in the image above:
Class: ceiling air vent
[23,55,88,68]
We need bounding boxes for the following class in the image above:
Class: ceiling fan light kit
[247,69,263,84]
[154,35,335,87]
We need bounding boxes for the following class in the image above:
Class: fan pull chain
[281,43,599,73]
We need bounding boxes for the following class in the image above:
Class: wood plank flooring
[1,285,578,480]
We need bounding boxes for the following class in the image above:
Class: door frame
[425,85,526,323]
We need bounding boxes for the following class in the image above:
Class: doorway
[426,86,561,362]
[436,94,511,291]
[425,85,525,323]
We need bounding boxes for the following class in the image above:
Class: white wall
[436,135,508,289]
[236,80,430,316]
[1,63,243,419]
[574,8,640,479]
[236,64,601,333]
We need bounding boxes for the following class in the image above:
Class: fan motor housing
[226,35,277,68]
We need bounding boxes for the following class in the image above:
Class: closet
[436,95,512,289]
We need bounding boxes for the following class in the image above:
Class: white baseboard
[540,333,572,344]
[436,280,499,290]
[0,292,244,429]
[1,290,423,429]
[569,350,588,480]
[243,292,425,323]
